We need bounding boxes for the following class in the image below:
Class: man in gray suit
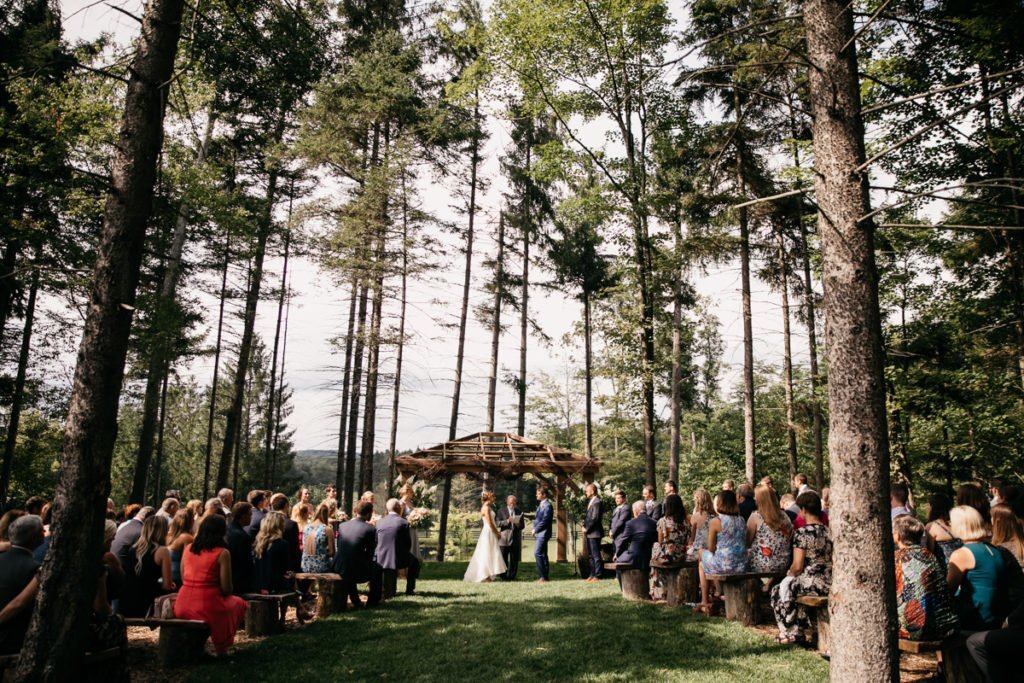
[374,498,420,595]
[496,495,524,580]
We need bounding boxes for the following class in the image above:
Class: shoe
[536,578,548,583]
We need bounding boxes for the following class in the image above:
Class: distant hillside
[295,450,337,459]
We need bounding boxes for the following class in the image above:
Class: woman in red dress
[174,514,248,656]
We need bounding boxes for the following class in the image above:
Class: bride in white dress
[463,490,507,582]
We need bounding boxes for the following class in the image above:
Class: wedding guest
[820,488,830,517]
[533,487,553,582]
[770,491,832,644]
[496,495,524,581]
[891,482,912,519]
[0,515,44,653]
[155,497,180,521]
[737,483,756,521]
[947,505,1007,631]
[302,502,335,574]
[759,475,775,490]
[375,499,420,595]
[399,484,421,560]
[722,479,735,492]
[185,500,203,530]
[360,491,381,525]
[989,478,1007,508]
[32,504,52,562]
[793,474,810,496]
[650,494,690,601]
[120,515,174,617]
[271,494,302,574]
[166,508,195,586]
[991,504,1024,569]
[642,485,663,521]
[324,485,338,505]
[696,490,748,615]
[101,518,125,605]
[662,480,678,507]
[746,484,793,573]
[0,510,26,553]
[174,515,248,657]
[609,490,631,546]
[23,497,45,517]
[687,488,716,562]
[892,514,958,641]
[246,490,268,539]
[583,483,605,582]
[298,487,311,506]
[957,483,992,526]
[614,501,657,583]
[333,501,382,608]
[226,502,253,595]
[89,519,127,662]
[252,512,291,594]
[112,506,155,573]
[217,488,234,516]
[779,493,798,524]
[106,498,117,520]
[118,504,142,531]
[965,594,1024,682]
[924,493,962,568]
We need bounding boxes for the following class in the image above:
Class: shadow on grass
[187,561,829,683]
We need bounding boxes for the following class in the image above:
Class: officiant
[496,495,525,580]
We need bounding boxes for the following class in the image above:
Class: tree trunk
[359,227,386,495]
[804,1,898,679]
[336,278,357,502]
[203,231,231,502]
[272,269,290,481]
[15,1,184,677]
[517,148,532,439]
[0,255,40,507]
[264,197,292,488]
[779,232,798,482]
[130,111,217,504]
[583,290,593,460]
[669,217,683,482]
[486,211,506,432]
[343,281,368,513]
[150,365,169,504]
[799,220,825,490]
[738,167,756,485]
[387,182,410,495]
[0,243,18,352]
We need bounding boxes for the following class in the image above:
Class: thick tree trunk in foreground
[804,1,898,679]
[15,1,184,677]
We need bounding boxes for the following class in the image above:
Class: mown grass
[188,561,829,683]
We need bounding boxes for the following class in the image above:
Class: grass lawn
[187,562,830,683]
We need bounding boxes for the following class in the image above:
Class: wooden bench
[295,572,343,618]
[650,559,699,607]
[614,563,651,601]
[124,617,210,667]
[0,646,124,681]
[899,634,983,683]
[706,571,784,625]
[795,595,830,654]
[242,592,299,636]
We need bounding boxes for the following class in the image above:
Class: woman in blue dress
[696,489,748,615]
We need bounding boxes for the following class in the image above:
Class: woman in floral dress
[771,491,833,643]
[746,484,793,573]
[301,502,335,574]
[650,494,691,601]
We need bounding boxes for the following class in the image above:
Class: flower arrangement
[407,506,433,529]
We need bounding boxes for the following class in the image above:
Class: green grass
[187,562,829,683]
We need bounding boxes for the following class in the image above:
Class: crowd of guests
[0,483,424,659]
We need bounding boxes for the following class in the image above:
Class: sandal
[774,635,797,644]
[692,603,712,616]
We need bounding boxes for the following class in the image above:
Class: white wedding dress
[463,506,507,582]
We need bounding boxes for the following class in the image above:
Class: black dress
[119,547,164,617]
[252,538,291,594]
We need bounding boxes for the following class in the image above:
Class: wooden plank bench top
[898,639,943,654]
[294,572,341,581]
[706,571,784,581]
[123,617,209,630]
[795,595,829,608]
[243,592,297,602]
[650,559,698,569]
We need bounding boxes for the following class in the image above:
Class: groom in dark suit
[496,495,524,580]
[583,483,604,581]
[533,486,553,582]
[333,501,382,608]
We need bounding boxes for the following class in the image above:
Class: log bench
[294,572,343,618]
[0,646,124,681]
[615,563,651,601]
[650,559,699,607]
[242,592,299,636]
[900,634,983,683]
[124,617,210,667]
[382,569,398,600]
[706,571,784,625]
[795,595,830,654]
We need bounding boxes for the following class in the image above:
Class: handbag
[153,592,177,620]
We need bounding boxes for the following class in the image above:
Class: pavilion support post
[437,473,453,562]
[556,475,568,563]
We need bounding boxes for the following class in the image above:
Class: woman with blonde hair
[301,502,336,573]
[166,508,195,586]
[947,505,1009,630]
[398,483,420,558]
[463,490,506,582]
[746,484,793,573]
[120,515,173,616]
[185,500,203,532]
[991,504,1024,569]
[687,488,716,562]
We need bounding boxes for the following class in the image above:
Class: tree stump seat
[294,573,343,618]
[650,559,699,606]
[123,617,210,667]
[615,563,651,601]
[795,595,830,655]
[706,572,784,626]
[382,569,399,601]
[243,592,298,637]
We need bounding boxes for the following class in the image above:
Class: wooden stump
[243,594,295,636]
[662,565,699,607]
[296,573,343,618]
[796,595,829,654]
[617,565,650,601]
[157,621,210,667]
[382,569,398,601]
[709,573,782,626]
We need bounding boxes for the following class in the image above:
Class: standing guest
[174,515,248,657]
[892,515,958,641]
[992,504,1024,569]
[533,487,553,582]
[614,501,658,585]
[650,494,690,601]
[496,495,524,581]
[737,483,757,521]
[0,510,26,553]
[166,508,195,586]
[155,497,180,521]
[792,474,810,496]
[609,491,631,547]
[120,515,174,617]
[375,498,420,595]
[324,485,337,505]
[164,490,182,503]
[246,490,268,539]
[686,488,716,562]
[360,491,381,525]
[333,501,382,608]
[112,506,155,573]
[106,498,117,520]
[226,502,253,595]
[989,478,1007,508]
[642,485,663,521]
[271,494,301,574]
[302,502,336,574]
[185,500,203,530]
[770,491,832,644]
[891,482,912,519]
[583,484,605,582]
[0,515,44,653]
[779,493,798,524]
[298,487,311,506]
[759,475,775,490]
[23,497,46,517]
[746,484,793,573]
[722,479,735,492]
[924,493,962,568]
[218,488,234,516]
[663,480,678,504]
[947,505,1008,631]
[398,484,421,560]
[820,488,830,516]
[696,490,748,615]
[957,483,992,526]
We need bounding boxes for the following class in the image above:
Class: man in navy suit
[614,501,658,586]
[374,498,420,595]
[609,490,631,546]
[332,501,382,608]
[583,483,604,581]
[533,486,553,582]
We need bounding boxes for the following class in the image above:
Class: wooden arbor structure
[395,432,601,563]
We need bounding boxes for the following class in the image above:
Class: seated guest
[360,491,382,525]
[166,508,195,586]
[948,505,1008,631]
[991,504,1024,569]
[185,500,203,530]
[226,502,254,595]
[614,501,657,583]
[737,483,756,521]
[106,498,117,520]
[111,506,155,574]
[989,478,1008,508]
[0,515,44,653]
[246,490,268,539]
[696,490,748,615]
[302,502,336,574]
[687,488,716,562]
[24,497,46,517]
[33,504,53,562]
[820,487,830,517]
[893,514,958,641]
[202,497,225,522]
[292,503,312,544]
[722,479,735,492]
[746,484,793,573]
[966,589,1024,682]
[609,490,631,547]
[118,504,141,531]
[252,511,291,594]
[120,515,174,617]
[770,491,832,644]
[924,493,962,568]
[650,494,690,602]
[779,493,798,524]
[101,519,125,606]
[174,515,248,657]
[375,498,420,596]
[333,501,382,608]
[155,497,179,521]
[0,510,26,553]
[89,519,127,657]
[270,494,301,574]
[891,482,912,519]
[957,483,992,526]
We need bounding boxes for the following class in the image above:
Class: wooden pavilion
[395,432,601,563]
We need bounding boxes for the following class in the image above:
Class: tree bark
[738,159,756,485]
[202,230,231,501]
[517,147,531,439]
[486,211,506,432]
[387,181,410,495]
[583,290,593,460]
[150,365,169,504]
[358,223,386,494]
[669,217,683,482]
[15,0,184,676]
[343,281,368,513]
[804,1,898,679]
[264,197,292,488]
[779,231,798,482]
[799,220,825,489]
[336,278,357,502]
